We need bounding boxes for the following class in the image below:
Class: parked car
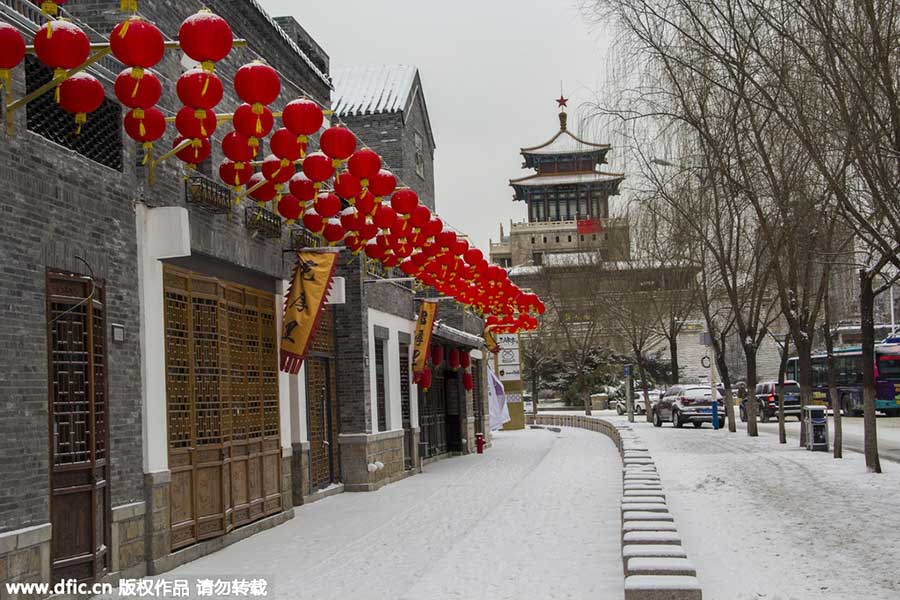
[740,381,802,422]
[616,390,662,415]
[652,385,726,428]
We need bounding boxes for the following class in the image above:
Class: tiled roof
[332,65,418,116]
[510,171,625,187]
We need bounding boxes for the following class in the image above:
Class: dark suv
[740,381,802,422]
[653,385,726,428]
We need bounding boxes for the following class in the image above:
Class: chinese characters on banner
[280,251,339,374]
[412,300,438,378]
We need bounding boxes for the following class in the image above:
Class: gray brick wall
[0,0,330,532]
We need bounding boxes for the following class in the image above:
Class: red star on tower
[557,95,569,109]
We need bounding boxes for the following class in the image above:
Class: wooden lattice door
[163,266,281,551]
[422,370,448,458]
[306,308,339,491]
[47,273,110,583]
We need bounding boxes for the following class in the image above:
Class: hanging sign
[280,250,339,374]
[412,300,438,379]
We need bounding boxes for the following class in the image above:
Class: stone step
[622,531,682,545]
[622,505,670,515]
[624,490,665,499]
[622,544,688,567]
[622,521,678,541]
[622,496,667,504]
[626,557,697,578]
[624,575,702,600]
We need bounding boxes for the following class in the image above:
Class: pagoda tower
[490,98,627,269]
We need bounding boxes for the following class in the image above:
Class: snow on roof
[510,171,625,187]
[332,65,418,116]
[245,0,330,86]
[521,129,610,156]
[433,321,484,349]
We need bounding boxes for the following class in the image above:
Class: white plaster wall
[136,204,190,474]
[367,308,416,433]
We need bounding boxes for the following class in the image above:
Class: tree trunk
[745,343,759,436]
[824,294,841,458]
[531,371,540,419]
[795,338,814,449]
[714,339,736,433]
[778,334,791,444]
[860,270,881,473]
[669,324,680,384]
[580,372,592,417]
[638,360,652,422]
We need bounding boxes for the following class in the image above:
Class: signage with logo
[496,334,521,382]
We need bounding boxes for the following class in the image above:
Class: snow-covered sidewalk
[129,428,624,600]
[605,414,900,599]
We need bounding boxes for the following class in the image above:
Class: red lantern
[262,154,295,185]
[233,102,274,139]
[373,204,396,230]
[355,190,377,216]
[176,106,217,139]
[34,20,90,73]
[449,348,461,370]
[322,219,346,244]
[219,159,253,188]
[289,173,317,202]
[271,128,303,162]
[124,106,165,144]
[334,172,362,200]
[110,17,164,70]
[359,222,379,241]
[176,68,223,110]
[234,60,281,106]
[424,218,443,238]
[173,136,211,165]
[463,371,474,392]
[114,67,161,109]
[391,189,419,215]
[465,248,484,265]
[179,10,233,70]
[418,368,432,391]
[58,73,104,132]
[369,169,397,198]
[282,98,323,137]
[278,194,303,221]
[410,205,431,229]
[222,131,256,163]
[247,173,277,203]
[348,148,382,181]
[431,344,444,367]
[364,239,387,260]
[345,232,366,254]
[314,192,342,219]
[320,126,357,162]
[461,352,471,369]
[303,208,325,234]
[302,152,335,183]
[0,22,25,92]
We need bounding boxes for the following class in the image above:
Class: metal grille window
[375,340,387,431]
[25,57,123,172]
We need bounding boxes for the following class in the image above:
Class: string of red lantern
[2,7,545,332]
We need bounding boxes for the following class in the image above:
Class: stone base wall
[111,502,147,578]
[290,442,310,506]
[339,430,406,492]
[281,451,293,512]
[465,417,476,454]
[0,524,51,593]
[144,471,171,575]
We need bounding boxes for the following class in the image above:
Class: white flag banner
[488,367,511,431]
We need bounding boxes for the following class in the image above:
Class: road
[747,415,900,462]
[100,428,624,600]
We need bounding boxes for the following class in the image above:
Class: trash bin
[803,405,829,452]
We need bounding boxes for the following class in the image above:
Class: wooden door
[306,309,339,491]
[399,343,413,470]
[422,370,447,458]
[163,266,281,552]
[47,273,109,583]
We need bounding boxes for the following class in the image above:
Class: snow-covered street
[140,428,624,600]
[752,415,900,463]
[607,414,900,599]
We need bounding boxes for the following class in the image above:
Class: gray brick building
[0,0,329,588]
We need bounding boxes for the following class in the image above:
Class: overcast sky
[260,0,614,252]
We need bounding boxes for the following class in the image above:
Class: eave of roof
[520,129,611,156]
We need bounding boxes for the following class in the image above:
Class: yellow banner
[280,251,339,374]
[412,300,438,377]
[484,326,500,354]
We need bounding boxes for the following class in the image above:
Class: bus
[786,343,900,417]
